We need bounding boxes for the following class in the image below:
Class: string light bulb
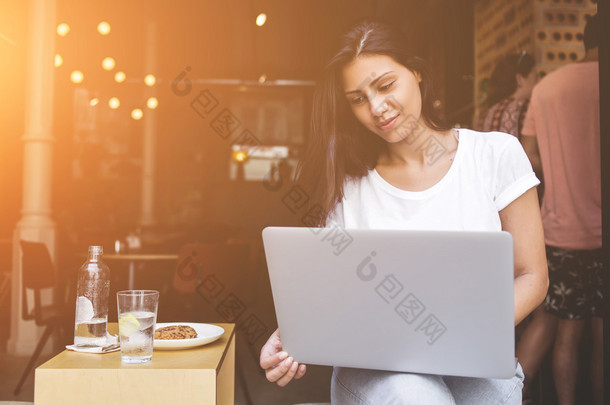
[54,54,63,67]
[144,74,156,86]
[89,98,99,106]
[114,71,126,83]
[256,13,267,26]
[70,70,84,83]
[146,97,158,109]
[102,57,116,71]
[131,108,143,120]
[57,23,70,36]
[97,22,111,35]
[108,97,120,109]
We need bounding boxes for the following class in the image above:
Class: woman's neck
[380,127,456,167]
[510,87,530,101]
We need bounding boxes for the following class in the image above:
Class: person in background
[481,51,537,142]
[260,19,547,404]
[480,51,544,206]
[521,14,602,405]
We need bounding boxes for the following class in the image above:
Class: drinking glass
[117,290,159,363]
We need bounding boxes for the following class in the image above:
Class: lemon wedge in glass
[119,313,140,337]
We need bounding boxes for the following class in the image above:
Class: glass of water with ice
[117,290,159,363]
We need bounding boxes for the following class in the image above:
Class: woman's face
[341,54,423,143]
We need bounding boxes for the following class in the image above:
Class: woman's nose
[370,97,389,116]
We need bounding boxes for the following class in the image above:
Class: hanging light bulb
[256,13,267,27]
[146,97,158,109]
[54,54,63,67]
[97,22,111,35]
[70,70,84,83]
[131,108,143,120]
[114,71,126,83]
[108,97,120,109]
[144,74,156,86]
[102,57,116,71]
[57,23,70,36]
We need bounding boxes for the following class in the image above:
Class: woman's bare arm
[499,187,548,325]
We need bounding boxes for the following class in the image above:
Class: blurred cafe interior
[0,0,602,403]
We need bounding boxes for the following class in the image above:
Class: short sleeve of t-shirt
[490,133,539,210]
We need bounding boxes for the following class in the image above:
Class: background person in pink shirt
[521,14,602,405]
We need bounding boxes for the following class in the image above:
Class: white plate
[153,323,225,350]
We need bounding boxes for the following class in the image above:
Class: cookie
[154,325,198,340]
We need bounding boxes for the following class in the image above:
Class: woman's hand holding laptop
[260,328,307,386]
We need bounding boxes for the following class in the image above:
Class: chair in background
[14,240,71,395]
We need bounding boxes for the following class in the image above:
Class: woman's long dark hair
[297,19,450,225]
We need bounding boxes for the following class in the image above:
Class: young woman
[259,20,548,404]
[480,51,537,141]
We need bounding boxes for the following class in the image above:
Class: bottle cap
[88,246,103,256]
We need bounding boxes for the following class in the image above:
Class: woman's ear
[414,71,422,83]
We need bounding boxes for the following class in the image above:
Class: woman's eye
[379,81,395,91]
[350,95,366,105]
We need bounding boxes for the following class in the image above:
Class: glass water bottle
[74,246,110,346]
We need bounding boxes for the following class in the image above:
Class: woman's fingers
[265,356,295,383]
[264,356,307,386]
[294,364,307,380]
[274,359,300,387]
[260,349,288,370]
[260,329,306,386]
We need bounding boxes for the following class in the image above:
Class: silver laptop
[262,226,516,379]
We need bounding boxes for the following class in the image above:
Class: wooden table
[101,253,179,289]
[35,323,235,405]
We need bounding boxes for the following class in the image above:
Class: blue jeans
[331,362,524,404]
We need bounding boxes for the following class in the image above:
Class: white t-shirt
[329,129,539,231]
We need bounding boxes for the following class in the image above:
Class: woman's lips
[376,115,399,131]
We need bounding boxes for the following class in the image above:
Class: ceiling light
[131,108,143,120]
[108,97,120,109]
[57,23,70,36]
[256,13,267,27]
[97,22,111,35]
[102,57,116,71]
[146,97,158,109]
[70,70,84,83]
[114,71,126,83]
[144,74,156,86]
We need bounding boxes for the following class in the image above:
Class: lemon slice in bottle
[75,296,94,323]
[119,313,140,337]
